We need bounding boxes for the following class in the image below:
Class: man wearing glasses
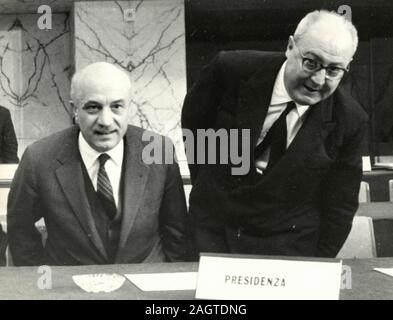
[182,10,368,258]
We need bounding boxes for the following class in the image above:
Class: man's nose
[97,106,113,126]
[310,68,326,87]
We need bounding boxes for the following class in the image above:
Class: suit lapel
[268,95,337,172]
[237,53,287,147]
[320,94,337,140]
[55,127,108,261]
[117,128,149,258]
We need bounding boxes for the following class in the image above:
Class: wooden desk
[1,258,393,299]
[340,258,393,299]
[357,202,393,219]
[356,203,393,257]
[0,262,198,300]
[363,170,393,202]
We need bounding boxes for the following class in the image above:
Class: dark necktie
[97,153,117,220]
[254,101,296,169]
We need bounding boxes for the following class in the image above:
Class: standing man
[8,62,189,266]
[182,10,368,258]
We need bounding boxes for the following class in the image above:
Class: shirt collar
[78,132,124,170]
[270,60,309,117]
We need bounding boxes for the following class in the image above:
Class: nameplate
[195,254,342,300]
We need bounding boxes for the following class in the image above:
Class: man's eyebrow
[82,100,102,106]
[305,53,346,67]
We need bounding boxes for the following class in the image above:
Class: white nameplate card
[195,255,342,300]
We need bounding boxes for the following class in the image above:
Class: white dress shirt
[255,61,310,173]
[78,133,124,207]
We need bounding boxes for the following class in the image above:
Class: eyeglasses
[293,41,349,80]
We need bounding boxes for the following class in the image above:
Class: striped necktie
[97,153,117,220]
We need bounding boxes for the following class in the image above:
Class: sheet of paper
[374,268,393,277]
[362,156,372,171]
[125,272,198,291]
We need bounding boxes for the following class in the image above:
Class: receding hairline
[293,10,359,56]
[70,62,131,103]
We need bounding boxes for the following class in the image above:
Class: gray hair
[293,10,358,56]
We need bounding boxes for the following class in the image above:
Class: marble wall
[74,0,187,168]
[0,0,187,172]
[0,13,72,157]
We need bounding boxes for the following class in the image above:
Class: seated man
[7,62,189,266]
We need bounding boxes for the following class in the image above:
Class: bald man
[182,10,368,258]
[7,62,189,266]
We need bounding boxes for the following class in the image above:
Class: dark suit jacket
[182,51,369,258]
[7,125,189,265]
[0,106,18,163]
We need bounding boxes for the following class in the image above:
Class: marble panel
[74,0,187,167]
[0,13,72,157]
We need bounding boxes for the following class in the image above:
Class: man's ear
[70,101,78,123]
[285,36,295,58]
[288,36,295,49]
